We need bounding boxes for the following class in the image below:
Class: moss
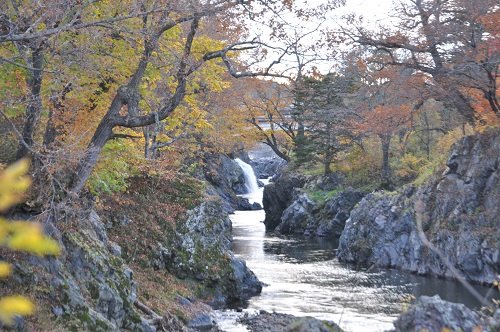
[307,188,341,204]
[127,311,142,325]
[88,282,100,300]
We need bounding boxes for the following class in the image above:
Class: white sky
[337,0,395,24]
[244,0,398,76]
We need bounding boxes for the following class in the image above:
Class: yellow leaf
[0,159,31,212]
[8,222,60,256]
[0,262,11,278]
[0,296,34,325]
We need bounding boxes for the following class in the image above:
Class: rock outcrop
[274,189,365,238]
[262,172,307,230]
[275,193,316,235]
[248,143,287,179]
[251,157,287,180]
[393,295,496,332]
[204,154,247,212]
[338,129,500,284]
[9,208,161,331]
[157,201,262,307]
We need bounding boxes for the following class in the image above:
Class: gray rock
[236,197,262,211]
[251,157,287,179]
[263,172,307,230]
[109,241,122,257]
[52,306,64,317]
[313,189,365,238]
[273,189,364,238]
[188,312,217,330]
[338,129,500,284]
[240,312,343,332]
[161,201,262,306]
[275,193,316,234]
[394,295,488,332]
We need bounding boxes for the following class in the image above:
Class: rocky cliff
[393,295,498,332]
[154,201,261,308]
[262,172,307,230]
[4,166,261,331]
[275,189,365,239]
[204,153,261,213]
[337,129,500,284]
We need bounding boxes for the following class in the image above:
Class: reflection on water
[221,188,497,332]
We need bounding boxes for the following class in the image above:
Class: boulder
[394,295,490,332]
[273,189,365,238]
[251,157,287,179]
[275,193,316,234]
[204,154,247,213]
[263,172,307,230]
[160,201,262,307]
[239,311,343,332]
[236,197,262,211]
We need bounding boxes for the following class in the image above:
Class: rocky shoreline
[337,129,499,285]
[4,131,498,331]
[251,130,499,332]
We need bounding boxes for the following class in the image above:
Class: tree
[244,79,295,161]
[301,73,359,174]
[353,65,425,187]
[344,0,499,123]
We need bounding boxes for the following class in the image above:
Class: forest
[0,0,498,331]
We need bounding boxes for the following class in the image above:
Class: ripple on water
[218,186,496,332]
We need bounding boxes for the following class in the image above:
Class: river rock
[239,312,343,332]
[275,193,317,234]
[309,189,364,238]
[393,295,490,332]
[248,143,287,179]
[204,154,246,194]
[204,154,247,213]
[251,157,287,179]
[274,189,364,238]
[337,129,500,284]
[161,200,262,307]
[263,172,307,230]
[236,197,262,211]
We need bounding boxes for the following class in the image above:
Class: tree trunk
[323,148,333,175]
[380,134,392,188]
[16,46,44,159]
[70,119,114,193]
[263,139,290,162]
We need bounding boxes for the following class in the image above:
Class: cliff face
[262,172,307,230]
[5,162,261,331]
[153,201,261,308]
[274,189,365,238]
[337,129,500,284]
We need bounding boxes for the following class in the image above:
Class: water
[216,181,497,332]
[234,158,260,194]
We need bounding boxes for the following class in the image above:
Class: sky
[244,0,398,77]
[337,0,395,24]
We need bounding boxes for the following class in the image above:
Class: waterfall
[235,158,260,194]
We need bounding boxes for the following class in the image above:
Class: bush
[88,140,141,196]
[393,153,430,183]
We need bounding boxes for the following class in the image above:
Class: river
[215,165,495,332]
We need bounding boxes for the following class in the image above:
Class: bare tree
[342,0,499,122]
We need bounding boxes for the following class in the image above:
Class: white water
[234,158,260,197]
